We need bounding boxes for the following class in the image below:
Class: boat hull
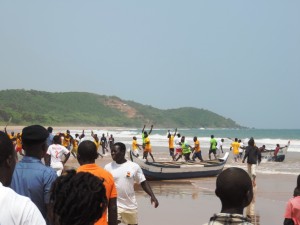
[129,150,229,181]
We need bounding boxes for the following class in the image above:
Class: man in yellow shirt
[143,133,155,162]
[230,138,240,162]
[62,130,73,150]
[167,128,177,160]
[71,133,79,158]
[132,136,142,157]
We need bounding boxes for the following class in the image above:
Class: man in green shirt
[209,135,217,160]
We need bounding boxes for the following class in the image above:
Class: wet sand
[64,151,298,225]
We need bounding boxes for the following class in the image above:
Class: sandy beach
[9,126,299,225]
[63,148,299,225]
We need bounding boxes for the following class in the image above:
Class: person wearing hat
[10,125,57,223]
[0,131,46,224]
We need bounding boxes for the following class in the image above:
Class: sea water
[69,128,300,175]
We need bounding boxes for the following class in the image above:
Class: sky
[0,1,299,129]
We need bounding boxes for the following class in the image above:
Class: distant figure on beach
[15,132,24,158]
[0,131,46,224]
[242,138,261,187]
[70,133,80,158]
[142,124,153,149]
[274,144,287,161]
[101,133,108,154]
[92,131,103,157]
[132,136,142,157]
[143,132,155,162]
[4,127,16,141]
[167,128,177,160]
[105,142,159,225]
[46,126,54,148]
[209,135,217,160]
[238,139,245,159]
[79,129,85,142]
[258,145,266,153]
[283,174,300,225]
[179,136,192,161]
[50,170,108,225]
[216,138,224,157]
[62,130,73,150]
[11,125,58,222]
[77,140,118,225]
[204,167,254,225]
[45,135,70,176]
[109,134,115,150]
[192,136,203,162]
[230,138,240,162]
[174,133,182,160]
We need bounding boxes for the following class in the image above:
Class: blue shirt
[10,156,57,219]
[46,133,54,148]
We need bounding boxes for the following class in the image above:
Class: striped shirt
[203,213,253,225]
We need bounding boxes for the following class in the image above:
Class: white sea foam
[68,129,300,153]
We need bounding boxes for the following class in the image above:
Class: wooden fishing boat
[129,150,229,180]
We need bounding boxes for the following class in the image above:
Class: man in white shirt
[45,135,70,176]
[174,133,182,161]
[0,131,46,225]
[105,142,159,225]
[216,138,224,157]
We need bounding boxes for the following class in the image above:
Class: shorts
[15,146,22,153]
[132,149,139,156]
[247,164,256,179]
[175,148,182,154]
[51,162,64,176]
[144,148,152,153]
[209,149,216,155]
[117,207,138,225]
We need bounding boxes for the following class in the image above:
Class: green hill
[0,89,243,128]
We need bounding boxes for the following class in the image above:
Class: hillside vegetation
[0,89,243,128]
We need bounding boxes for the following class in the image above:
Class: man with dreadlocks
[50,170,108,225]
[77,140,118,225]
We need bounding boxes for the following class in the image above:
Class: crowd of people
[1,125,159,225]
[0,125,299,225]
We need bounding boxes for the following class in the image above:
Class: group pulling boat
[261,141,290,163]
[129,150,229,181]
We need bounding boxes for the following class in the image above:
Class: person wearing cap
[0,131,46,224]
[10,125,58,223]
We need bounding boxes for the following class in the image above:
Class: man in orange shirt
[192,136,203,162]
[77,140,118,225]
